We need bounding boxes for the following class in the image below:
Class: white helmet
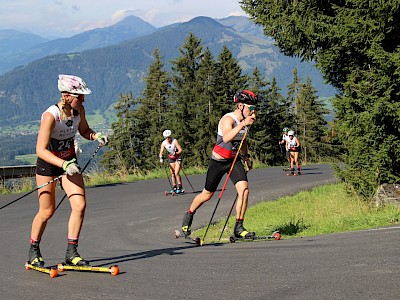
[58,74,92,94]
[163,130,172,138]
[288,130,294,136]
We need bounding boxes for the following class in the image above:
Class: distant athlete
[279,127,290,170]
[286,130,301,175]
[28,74,108,268]
[159,130,184,194]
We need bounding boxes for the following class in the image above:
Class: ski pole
[218,165,250,242]
[180,165,195,193]
[163,164,173,190]
[218,194,238,242]
[200,127,250,246]
[0,174,64,210]
[54,144,101,212]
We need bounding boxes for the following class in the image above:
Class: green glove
[62,159,81,176]
[94,133,109,146]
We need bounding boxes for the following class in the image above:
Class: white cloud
[0,0,246,37]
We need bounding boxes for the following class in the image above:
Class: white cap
[58,74,92,95]
[163,130,172,138]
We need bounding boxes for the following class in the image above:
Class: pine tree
[287,67,302,133]
[296,77,328,163]
[268,77,291,165]
[214,45,248,117]
[246,67,272,163]
[241,1,400,198]
[192,47,218,165]
[170,33,204,165]
[136,48,171,167]
[101,93,138,171]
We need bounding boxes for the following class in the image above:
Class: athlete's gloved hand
[94,133,108,146]
[62,159,81,176]
[159,158,163,163]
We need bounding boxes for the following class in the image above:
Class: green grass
[193,183,400,242]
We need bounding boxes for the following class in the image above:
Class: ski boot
[181,211,194,237]
[65,246,90,267]
[176,184,183,194]
[28,242,44,267]
[287,168,295,176]
[169,185,177,194]
[234,220,255,239]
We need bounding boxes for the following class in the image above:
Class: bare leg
[169,164,177,187]
[235,181,249,219]
[189,189,214,212]
[31,175,57,241]
[62,174,86,240]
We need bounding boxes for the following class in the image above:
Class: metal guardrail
[0,165,36,180]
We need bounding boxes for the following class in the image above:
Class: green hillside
[0,16,335,127]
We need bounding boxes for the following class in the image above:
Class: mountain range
[0,15,336,126]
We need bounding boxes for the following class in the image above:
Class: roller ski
[164,185,184,196]
[56,241,119,275]
[57,263,120,276]
[287,168,295,176]
[229,231,281,243]
[25,242,58,277]
[174,229,201,245]
[25,262,58,278]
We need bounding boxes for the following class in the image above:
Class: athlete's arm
[159,142,165,158]
[78,107,96,141]
[36,112,65,168]
[174,140,183,155]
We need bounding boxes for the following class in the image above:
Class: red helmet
[233,90,257,104]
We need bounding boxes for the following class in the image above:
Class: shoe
[29,243,44,267]
[182,211,194,237]
[65,248,90,267]
[234,221,255,239]
[176,185,183,193]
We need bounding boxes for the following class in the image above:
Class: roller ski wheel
[174,230,201,245]
[57,263,120,276]
[165,191,175,196]
[25,262,58,278]
[229,231,281,243]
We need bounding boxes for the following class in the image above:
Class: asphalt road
[0,164,399,300]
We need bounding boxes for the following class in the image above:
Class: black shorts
[36,155,76,177]
[168,156,183,164]
[204,158,247,193]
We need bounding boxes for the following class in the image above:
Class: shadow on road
[87,243,224,267]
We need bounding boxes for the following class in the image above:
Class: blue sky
[1,0,246,38]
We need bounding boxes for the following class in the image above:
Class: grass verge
[193,183,400,242]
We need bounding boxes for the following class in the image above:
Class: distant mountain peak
[187,16,226,27]
[110,15,156,32]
